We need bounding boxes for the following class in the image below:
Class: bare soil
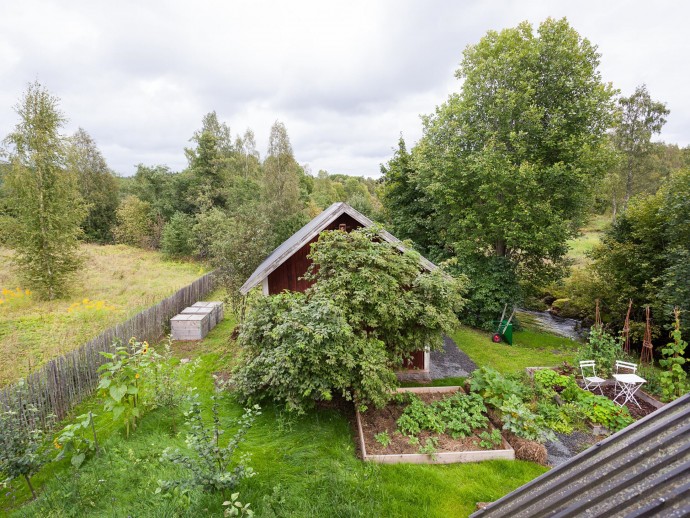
[598,384,658,420]
[359,390,505,455]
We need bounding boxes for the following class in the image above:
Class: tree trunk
[24,474,36,499]
[612,195,618,223]
[495,239,507,257]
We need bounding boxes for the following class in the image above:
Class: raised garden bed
[356,386,514,464]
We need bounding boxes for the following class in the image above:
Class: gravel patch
[546,431,598,467]
[430,335,478,379]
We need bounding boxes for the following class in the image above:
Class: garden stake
[622,299,632,354]
[89,411,99,453]
[640,305,654,364]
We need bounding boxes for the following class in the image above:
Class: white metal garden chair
[579,360,605,394]
[612,360,645,407]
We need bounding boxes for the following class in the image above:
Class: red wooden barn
[240,202,437,373]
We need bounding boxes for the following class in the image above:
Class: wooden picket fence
[0,271,216,428]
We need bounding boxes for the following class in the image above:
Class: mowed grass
[2,317,547,518]
[450,325,579,374]
[0,244,205,386]
[566,214,610,266]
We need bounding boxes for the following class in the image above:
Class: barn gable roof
[240,202,436,295]
[471,392,690,517]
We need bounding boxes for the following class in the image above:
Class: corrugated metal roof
[239,202,436,295]
[471,393,690,518]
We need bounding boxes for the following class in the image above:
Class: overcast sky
[1,1,688,177]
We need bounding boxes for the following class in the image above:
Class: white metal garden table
[612,373,646,408]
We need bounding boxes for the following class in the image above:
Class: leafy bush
[235,227,466,413]
[576,326,623,378]
[234,293,396,413]
[161,212,195,258]
[158,396,260,498]
[499,395,555,443]
[0,407,48,499]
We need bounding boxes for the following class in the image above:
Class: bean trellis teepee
[595,299,602,328]
[640,305,654,364]
[622,299,633,354]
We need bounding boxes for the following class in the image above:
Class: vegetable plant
[659,308,688,401]
[374,431,392,448]
[479,429,502,449]
[54,411,99,468]
[499,395,555,443]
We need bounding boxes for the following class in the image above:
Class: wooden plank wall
[0,272,216,428]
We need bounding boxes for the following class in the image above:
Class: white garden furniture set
[579,360,647,408]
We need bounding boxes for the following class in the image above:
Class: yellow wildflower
[82,298,89,304]
[135,373,140,379]
[53,439,62,450]
[0,299,4,305]
[25,289,31,296]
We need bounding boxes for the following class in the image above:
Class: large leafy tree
[1,82,86,300]
[66,128,119,243]
[388,18,617,326]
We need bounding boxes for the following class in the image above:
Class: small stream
[517,309,585,341]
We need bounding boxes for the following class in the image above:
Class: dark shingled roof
[471,393,690,518]
[239,202,436,295]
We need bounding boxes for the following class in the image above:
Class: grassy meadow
[565,214,610,266]
[1,316,548,518]
[0,244,205,386]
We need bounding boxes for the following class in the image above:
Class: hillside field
[0,244,206,386]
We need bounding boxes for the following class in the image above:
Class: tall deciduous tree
[1,83,85,300]
[393,18,617,326]
[611,84,669,216]
[262,121,305,246]
[66,128,119,243]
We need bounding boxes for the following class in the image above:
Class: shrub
[0,407,48,499]
[234,293,396,413]
[161,212,195,258]
[113,195,154,249]
[54,412,98,469]
[158,396,260,499]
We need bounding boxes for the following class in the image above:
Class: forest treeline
[1,17,688,350]
[0,96,382,308]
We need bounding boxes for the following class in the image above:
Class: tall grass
[0,244,205,386]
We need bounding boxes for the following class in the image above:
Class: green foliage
[113,195,155,249]
[97,338,154,437]
[590,169,690,335]
[469,366,529,407]
[158,397,260,498]
[479,429,503,450]
[234,292,396,414]
[54,412,98,469]
[1,82,86,300]
[0,407,48,499]
[223,492,254,517]
[66,128,119,243]
[374,431,391,448]
[498,395,555,443]
[305,226,468,364]
[161,211,196,259]
[576,327,623,378]
[659,309,688,401]
[396,392,489,441]
[384,18,617,317]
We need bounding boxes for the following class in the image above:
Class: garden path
[430,335,477,379]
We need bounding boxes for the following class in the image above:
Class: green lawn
[0,244,206,386]
[451,325,579,374]
[2,316,547,518]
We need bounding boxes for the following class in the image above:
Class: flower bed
[356,387,514,464]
